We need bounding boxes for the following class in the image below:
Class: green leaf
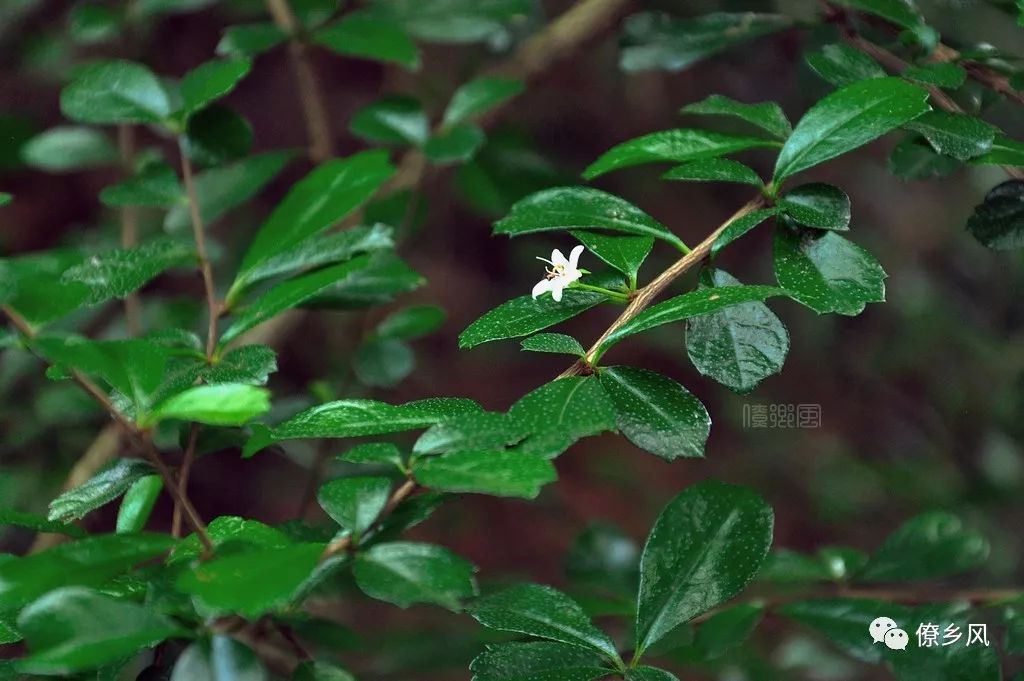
[680,94,792,140]
[307,251,424,308]
[710,208,777,258]
[890,605,1002,681]
[60,60,172,125]
[164,150,293,232]
[413,411,523,455]
[626,668,679,681]
[68,4,122,45]
[583,130,780,180]
[424,123,486,164]
[494,187,683,249]
[48,459,154,523]
[178,542,324,617]
[778,598,911,662]
[349,96,429,146]
[353,338,414,388]
[21,127,117,172]
[18,587,181,675]
[231,224,393,298]
[903,62,966,88]
[774,77,930,181]
[507,377,617,457]
[376,304,446,340]
[171,636,268,681]
[773,225,886,315]
[805,43,886,88]
[313,11,420,69]
[0,510,85,538]
[686,268,789,394]
[203,344,278,385]
[170,515,290,565]
[470,641,610,681]
[691,603,764,660]
[662,158,762,186]
[184,104,254,167]
[470,584,619,661]
[620,11,792,73]
[904,111,998,161]
[634,480,773,654]
[859,512,990,582]
[889,135,961,179]
[222,256,373,343]
[414,450,556,499]
[459,290,609,349]
[598,367,710,461]
[570,231,654,282]
[292,661,356,681]
[217,22,286,58]
[0,193,10,207]
[234,151,394,284]
[145,383,270,427]
[338,442,405,468]
[100,162,183,207]
[353,541,477,610]
[972,135,1024,167]
[778,183,851,230]
[115,475,162,534]
[442,77,524,128]
[61,238,195,305]
[966,180,1024,250]
[566,523,639,599]
[364,0,531,44]
[0,534,174,611]
[602,285,785,349]
[317,476,392,535]
[244,397,481,456]
[521,333,585,356]
[179,58,251,118]
[835,0,923,29]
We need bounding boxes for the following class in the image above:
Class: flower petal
[568,244,585,269]
[550,281,565,302]
[532,278,553,299]
[550,249,569,267]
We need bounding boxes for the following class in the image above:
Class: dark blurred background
[2,0,1024,678]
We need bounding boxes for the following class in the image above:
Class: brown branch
[117,125,143,337]
[265,0,333,162]
[321,478,418,559]
[560,196,768,378]
[171,423,200,538]
[2,305,214,555]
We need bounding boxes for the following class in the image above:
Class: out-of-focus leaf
[805,43,887,87]
[21,127,117,172]
[217,22,286,57]
[60,60,172,124]
[966,180,1024,250]
[170,636,268,681]
[859,512,990,581]
[115,475,162,534]
[903,62,966,88]
[904,111,998,161]
[469,641,610,681]
[61,238,194,305]
[184,105,254,167]
[365,0,532,44]
[376,304,445,340]
[179,58,251,119]
[48,459,155,523]
[100,162,183,207]
[349,97,428,146]
[352,541,477,610]
[442,77,524,128]
[0,510,85,538]
[889,135,961,179]
[424,123,485,164]
[313,12,419,69]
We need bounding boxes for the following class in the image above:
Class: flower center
[545,264,567,280]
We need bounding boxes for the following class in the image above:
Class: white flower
[532,245,585,302]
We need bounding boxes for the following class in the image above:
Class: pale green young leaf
[583,129,780,180]
[635,481,773,654]
[115,475,162,534]
[469,641,610,681]
[680,94,792,140]
[179,58,251,118]
[235,151,394,280]
[318,476,392,535]
[413,450,556,498]
[904,111,998,161]
[520,333,585,356]
[494,187,683,248]
[177,543,325,617]
[966,180,1024,250]
[48,459,154,523]
[686,269,789,394]
[662,158,762,186]
[859,512,990,582]
[21,127,117,172]
[352,541,477,610]
[805,43,886,88]
[164,150,293,232]
[710,208,777,258]
[469,584,620,661]
[100,162,183,207]
[598,367,710,461]
[18,587,182,675]
[424,123,486,164]
[171,637,268,681]
[777,183,851,230]
[459,290,609,349]
[313,11,420,69]
[217,23,286,57]
[773,225,886,315]
[620,11,792,72]
[570,231,654,282]
[349,97,429,146]
[773,77,930,182]
[442,77,524,128]
[145,383,271,427]
[61,238,195,305]
[60,60,172,124]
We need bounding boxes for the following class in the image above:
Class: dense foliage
[1,0,1023,679]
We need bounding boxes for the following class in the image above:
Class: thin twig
[265,0,333,162]
[171,423,200,538]
[321,478,418,559]
[117,125,143,337]
[177,138,220,358]
[560,196,768,377]
[2,305,214,555]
